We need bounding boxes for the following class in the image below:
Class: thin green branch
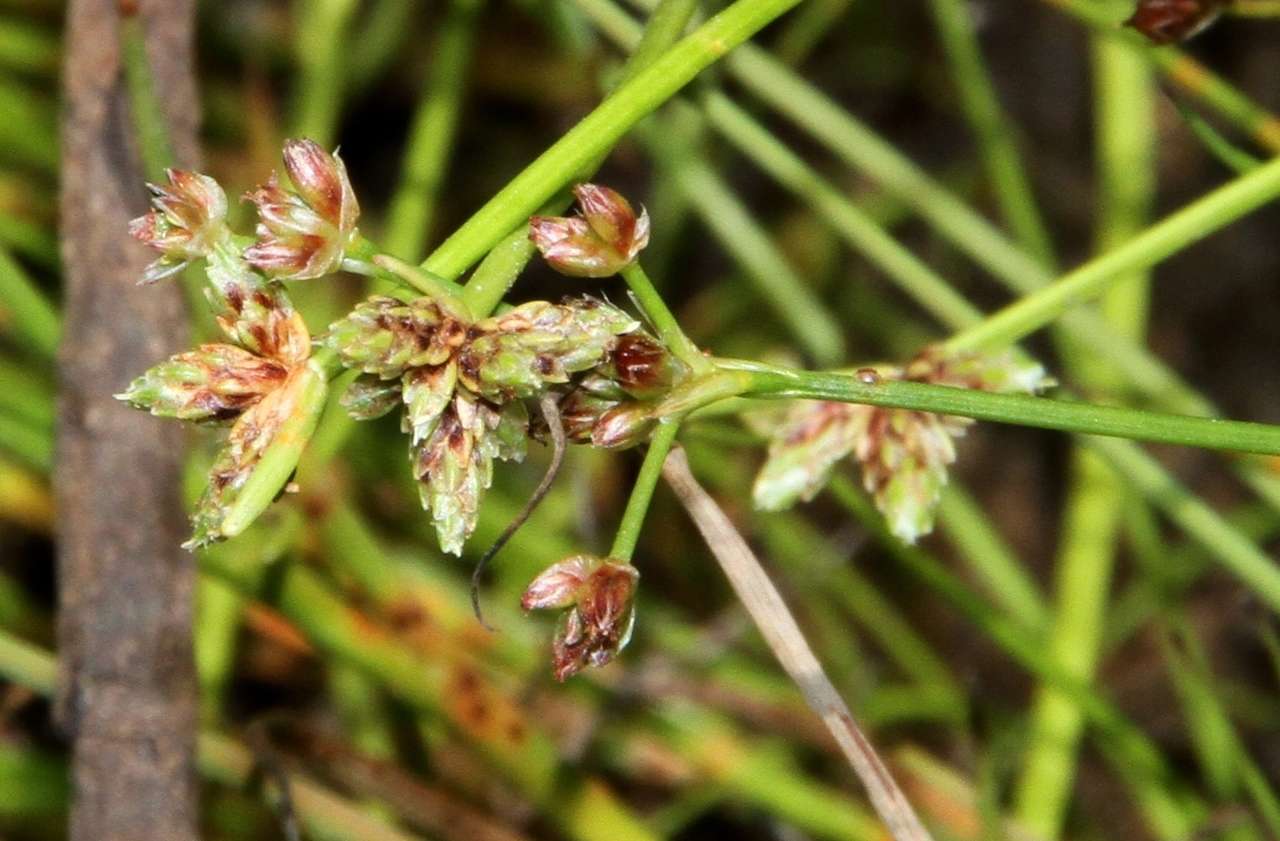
[610,419,681,559]
[620,263,711,374]
[420,0,808,282]
[728,364,1280,457]
[946,157,1280,353]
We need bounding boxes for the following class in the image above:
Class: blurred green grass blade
[0,246,59,358]
[0,77,56,172]
[644,110,845,366]
[291,0,361,145]
[935,487,1047,631]
[0,16,58,76]
[927,0,1055,266]
[0,744,68,817]
[383,0,482,261]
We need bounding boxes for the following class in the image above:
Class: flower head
[244,139,360,280]
[1125,0,1224,44]
[753,349,1051,543]
[522,555,638,681]
[129,169,229,284]
[529,184,650,277]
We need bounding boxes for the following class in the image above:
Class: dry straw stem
[661,445,934,841]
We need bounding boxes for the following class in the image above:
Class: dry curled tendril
[121,139,1044,680]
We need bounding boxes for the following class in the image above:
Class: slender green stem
[698,92,982,331]
[458,221,540,317]
[946,156,1280,352]
[371,254,473,320]
[344,235,468,300]
[0,247,58,358]
[1016,38,1158,838]
[1090,435,1280,616]
[383,0,482,261]
[454,0,701,316]
[732,363,1280,456]
[610,420,681,560]
[620,263,712,374]
[120,13,174,182]
[420,0,808,282]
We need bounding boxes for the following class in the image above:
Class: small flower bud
[117,343,289,423]
[522,555,638,681]
[521,555,593,611]
[600,333,686,399]
[591,403,657,449]
[129,169,229,284]
[1125,0,1225,44]
[555,384,622,443]
[243,139,360,280]
[529,184,650,278]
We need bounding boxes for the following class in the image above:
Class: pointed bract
[341,374,403,421]
[402,360,458,445]
[185,367,322,549]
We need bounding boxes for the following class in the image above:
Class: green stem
[734,363,1280,457]
[1089,435,1280,617]
[458,220,541,317]
[456,0,702,317]
[420,0,807,282]
[290,0,360,145]
[927,0,1056,266]
[344,235,468,300]
[946,156,1280,352]
[620,263,711,374]
[383,0,482,261]
[120,13,174,182]
[609,420,680,560]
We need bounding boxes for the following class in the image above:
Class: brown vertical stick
[662,446,934,841]
[57,2,201,840]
